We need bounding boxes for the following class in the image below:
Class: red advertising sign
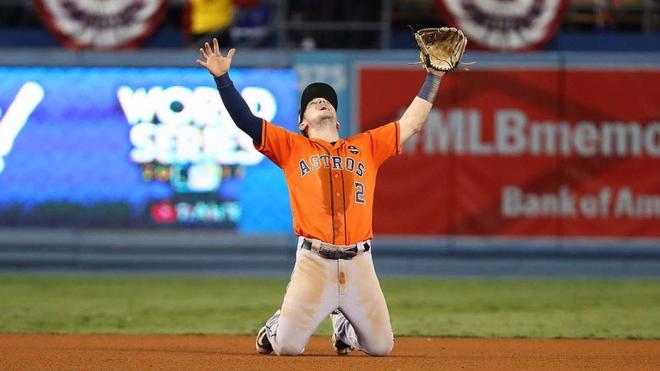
[359,67,660,238]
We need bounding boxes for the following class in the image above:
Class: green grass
[1,276,659,339]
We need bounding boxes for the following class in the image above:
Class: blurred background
[0,0,659,277]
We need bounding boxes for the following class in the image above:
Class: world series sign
[0,67,296,232]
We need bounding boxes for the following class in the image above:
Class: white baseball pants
[262,237,393,356]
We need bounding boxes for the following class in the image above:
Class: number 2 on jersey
[354,182,365,204]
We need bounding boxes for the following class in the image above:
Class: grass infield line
[1,276,659,339]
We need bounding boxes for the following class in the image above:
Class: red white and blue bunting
[35,0,169,49]
[436,0,570,51]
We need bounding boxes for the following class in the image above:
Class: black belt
[301,239,370,260]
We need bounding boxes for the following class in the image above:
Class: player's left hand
[414,27,467,72]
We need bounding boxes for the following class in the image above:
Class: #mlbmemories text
[502,186,660,219]
[403,108,660,157]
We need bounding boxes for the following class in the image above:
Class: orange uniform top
[255,121,401,245]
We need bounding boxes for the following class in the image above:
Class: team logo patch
[348,145,360,154]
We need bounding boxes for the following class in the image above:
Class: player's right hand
[195,37,235,78]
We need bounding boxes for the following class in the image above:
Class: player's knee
[275,342,305,356]
[365,338,394,357]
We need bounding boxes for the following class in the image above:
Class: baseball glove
[414,27,468,72]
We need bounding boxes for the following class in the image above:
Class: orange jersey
[255,121,401,245]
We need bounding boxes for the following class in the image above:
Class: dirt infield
[1,334,659,370]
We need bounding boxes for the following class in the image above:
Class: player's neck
[307,122,340,143]
[308,131,339,143]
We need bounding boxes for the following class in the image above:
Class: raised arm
[398,70,445,144]
[196,38,262,143]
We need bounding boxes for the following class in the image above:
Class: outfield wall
[0,50,659,275]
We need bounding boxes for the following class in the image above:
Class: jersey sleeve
[365,121,402,167]
[253,120,296,167]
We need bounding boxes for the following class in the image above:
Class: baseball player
[197,38,445,356]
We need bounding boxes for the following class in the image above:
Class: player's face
[303,98,336,123]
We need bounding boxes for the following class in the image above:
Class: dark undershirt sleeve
[214,74,262,144]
